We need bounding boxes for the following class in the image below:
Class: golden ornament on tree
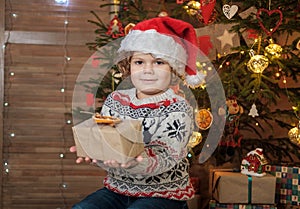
[288,121,300,145]
[188,131,203,148]
[247,49,269,73]
[184,1,201,16]
[265,39,282,59]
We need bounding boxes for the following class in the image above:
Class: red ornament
[246,29,258,39]
[200,0,216,25]
[106,15,125,38]
[91,55,100,68]
[86,93,94,107]
[197,35,213,55]
[256,8,283,36]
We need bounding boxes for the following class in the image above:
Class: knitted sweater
[98,88,195,200]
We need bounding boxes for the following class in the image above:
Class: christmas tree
[85,0,300,165]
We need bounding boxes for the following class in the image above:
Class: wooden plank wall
[2,0,111,208]
[0,0,5,205]
[1,0,169,208]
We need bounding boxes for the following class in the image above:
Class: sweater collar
[128,88,176,106]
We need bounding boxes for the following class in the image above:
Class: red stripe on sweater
[111,92,177,109]
[104,181,195,200]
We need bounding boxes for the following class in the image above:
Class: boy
[71,16,205,209]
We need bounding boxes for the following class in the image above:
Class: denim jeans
[72,187,189,209]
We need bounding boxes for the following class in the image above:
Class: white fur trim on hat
[117,29,187,76]
[185,71,206,88]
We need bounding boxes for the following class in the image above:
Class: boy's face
[130,52,172,99]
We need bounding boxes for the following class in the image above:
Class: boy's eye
[134,60,143,65]
[155,60,166,65]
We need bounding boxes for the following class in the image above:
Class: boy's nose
[143,64,154,74]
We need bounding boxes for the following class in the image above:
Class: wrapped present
[211,170,276,204]
[72,118,144,164]
[266,165,300,206]
[209,200,277,209]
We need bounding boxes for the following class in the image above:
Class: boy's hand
[104,155,143,168]
[69,146,97,164]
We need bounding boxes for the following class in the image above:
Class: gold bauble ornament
[184,1,201,16]
[265,39,282,59]
[188,131,202,148]
[247,49,269,73]
[288,121,300,145]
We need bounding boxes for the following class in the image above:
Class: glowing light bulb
[55,0,68,4]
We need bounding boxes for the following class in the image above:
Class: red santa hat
[117,16,205,88]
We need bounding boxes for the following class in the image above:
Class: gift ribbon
[247,175,252,203]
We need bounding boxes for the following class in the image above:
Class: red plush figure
[219,96,244,116]
[218,96,243,148]
[215,96,244,164]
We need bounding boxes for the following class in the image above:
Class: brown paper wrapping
[72,118,144,164]
[211,171,276,204]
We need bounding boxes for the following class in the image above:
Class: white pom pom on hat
[117,16,206,89]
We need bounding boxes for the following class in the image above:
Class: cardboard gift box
[72,118,144,164]
[266,165,300,206]
[211,170,276,204]
[209,200,277,209]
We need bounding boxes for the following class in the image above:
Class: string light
[55,0,68,4]
[4,161,9,174]
[3,0,13,178]
[282,78,287,84]
[57,1,70,207]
